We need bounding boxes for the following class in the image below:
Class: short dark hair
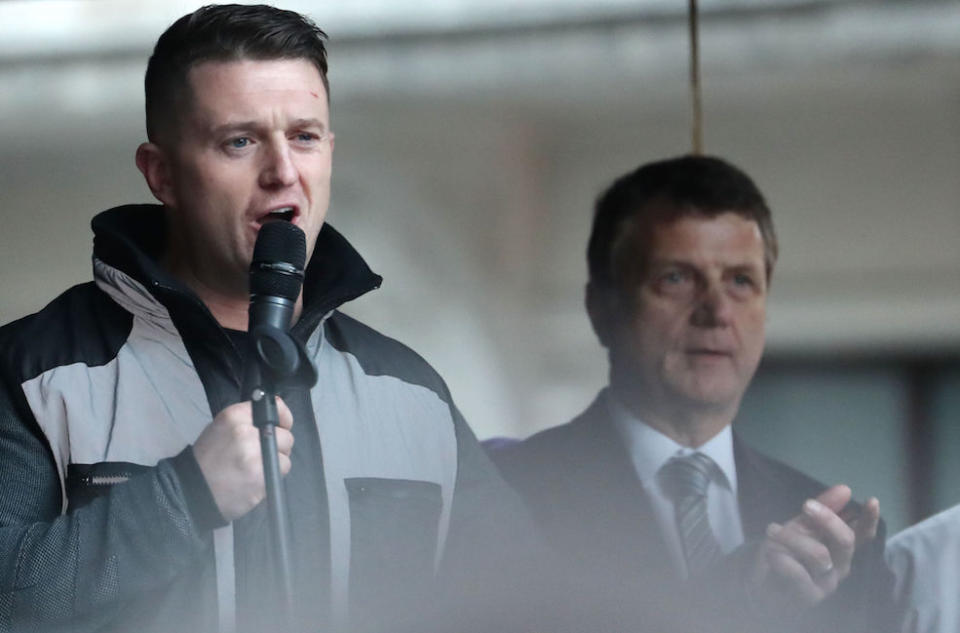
[587,155,778,290]
[144,3,329,142]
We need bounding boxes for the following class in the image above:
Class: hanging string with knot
[688,0,703,154]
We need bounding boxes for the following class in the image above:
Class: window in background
[931,366,960,513]
[734,359,946,536]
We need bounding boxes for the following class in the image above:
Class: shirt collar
[606,389,738,495]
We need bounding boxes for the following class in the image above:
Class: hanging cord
[688,0,703,154]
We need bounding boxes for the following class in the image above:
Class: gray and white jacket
[0,204,528,633]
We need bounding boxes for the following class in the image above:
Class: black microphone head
[250,222,307,301]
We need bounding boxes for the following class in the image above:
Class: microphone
[248,221,307,333]
[246,221,315,388]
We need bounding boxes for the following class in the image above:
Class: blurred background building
[1,0,958,533]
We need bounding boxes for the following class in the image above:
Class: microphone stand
[248,324,313,629]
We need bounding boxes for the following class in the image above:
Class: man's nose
[690,281,733,328]
[259,141,298,188]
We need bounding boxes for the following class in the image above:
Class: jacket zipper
[83,473,132,486]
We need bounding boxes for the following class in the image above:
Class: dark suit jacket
[488,393,894,633]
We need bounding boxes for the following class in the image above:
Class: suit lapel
[555,397,675,576]
[734,433,810,539]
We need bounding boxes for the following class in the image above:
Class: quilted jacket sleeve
[0,379,223,632]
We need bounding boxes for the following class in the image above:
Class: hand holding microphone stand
[245,222,317,629]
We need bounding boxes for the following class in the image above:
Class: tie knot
[659,452,715,501]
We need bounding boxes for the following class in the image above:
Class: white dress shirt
[607,390,744,578]
[886,504,960,633]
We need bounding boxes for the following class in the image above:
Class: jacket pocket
[344,477,442,622]
[66,462,149,512]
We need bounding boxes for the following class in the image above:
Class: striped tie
[658,452,724,577]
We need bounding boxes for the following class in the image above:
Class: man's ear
[135,142,177,207]
[586,282,618,349]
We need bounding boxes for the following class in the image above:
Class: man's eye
[652,270,694,295]
[227,137,251,149]
[733,274,754,287]
[662,270,687,284]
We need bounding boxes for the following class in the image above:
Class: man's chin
[670,381,744,411]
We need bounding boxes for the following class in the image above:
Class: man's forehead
[646,213,764,256]
[185,57,326,89]
[614,210,766,279]
[178,58,330,124]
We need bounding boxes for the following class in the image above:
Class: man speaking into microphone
[0,5,533,632]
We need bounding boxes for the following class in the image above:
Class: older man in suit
[491,155,892,632]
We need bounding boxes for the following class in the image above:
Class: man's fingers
[800,498,856,577]
[765,545,827,607]
[750,487,870,619]
[196,399,297,521]
[276,396,294,430]
[813,484,852,514]
[276,428,294,456]
[767,521,840,584]
[850,497,880,546]
[220,400,253,422]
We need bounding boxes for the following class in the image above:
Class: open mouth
[259,206,296,224]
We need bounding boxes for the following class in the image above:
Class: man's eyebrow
[288,118,327,131]
[207,118,329,137]
[726,261,765,272]
[209,121,261,137]
[647,258,695,268]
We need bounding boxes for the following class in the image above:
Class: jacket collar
[91,203,382,332]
